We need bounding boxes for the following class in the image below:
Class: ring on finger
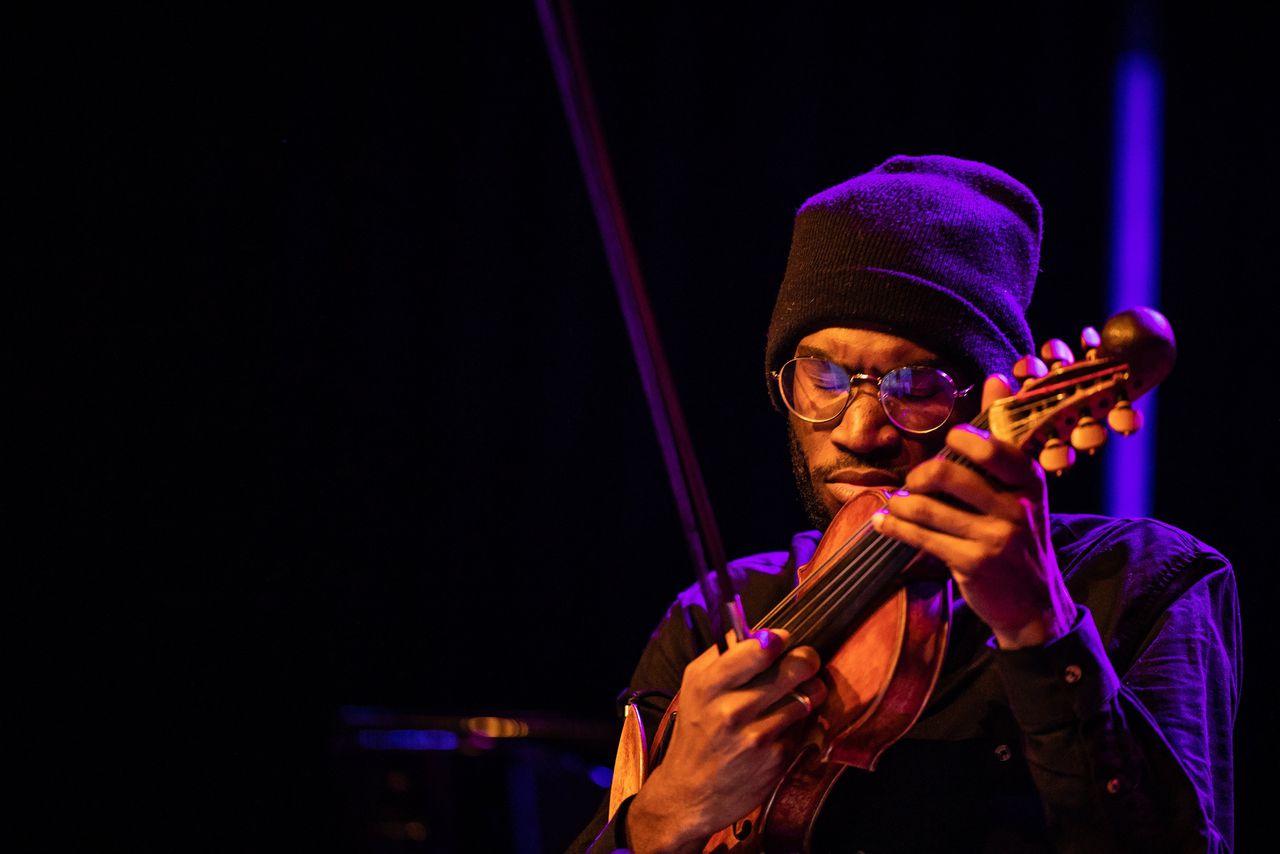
[788,689,813,715]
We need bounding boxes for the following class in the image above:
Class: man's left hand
[871,374,1078,649]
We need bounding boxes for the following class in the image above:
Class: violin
[608,307,1176,852]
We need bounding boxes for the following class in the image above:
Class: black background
[21,3,1274,850]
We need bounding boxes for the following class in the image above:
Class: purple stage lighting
[1106,48,1163,519]
[355,728,461,751]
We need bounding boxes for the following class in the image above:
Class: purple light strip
[1106,50,1163,519]
[356,728,460,751]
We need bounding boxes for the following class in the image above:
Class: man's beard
[786,423,913,532]
[788,424,837,531]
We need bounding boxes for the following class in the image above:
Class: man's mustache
[809,454,911,483]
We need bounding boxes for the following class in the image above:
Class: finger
[981,373,1018,411]
[900,459,1024,518]
[710,644,822,729]
[872,508,985,575]
[885,490,1010,541]
[945,425,1043,491]
[751,676,830,739]
[696,627,792,694]
[734,644,821,705]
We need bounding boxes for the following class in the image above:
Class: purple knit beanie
[765,154,1041,408]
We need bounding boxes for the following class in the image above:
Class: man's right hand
[624,629,826,854]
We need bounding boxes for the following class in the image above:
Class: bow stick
[535,0,748,651]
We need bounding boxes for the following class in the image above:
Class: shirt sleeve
[563,792,635,853]
[563,600,700,853]
[992,562,1240,852]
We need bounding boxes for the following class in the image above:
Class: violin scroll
[988,307,1176,475]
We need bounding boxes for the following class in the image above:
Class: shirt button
[1063,664,1082,684]
[1106,777,1123,794]
[994,744,1012,762]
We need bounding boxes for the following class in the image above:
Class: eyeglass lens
[781,359,959,433]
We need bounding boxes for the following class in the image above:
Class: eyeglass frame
[771,357,976,434]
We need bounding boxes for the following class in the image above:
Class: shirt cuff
[989,606,1121,734]
[583,794,635,853]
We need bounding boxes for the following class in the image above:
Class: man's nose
[828,391,899,454]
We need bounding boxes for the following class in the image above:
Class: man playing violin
[570,155,1238,852]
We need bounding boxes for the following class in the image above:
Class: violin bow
[536,0,749,651]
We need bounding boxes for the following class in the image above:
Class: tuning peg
[1107,400,1144,435]
[1040,339,1075,370]
[1081,326,1101,360]
[1070,416,1108,454]
[1039,436,1076,476]
[1013,354,1049,383]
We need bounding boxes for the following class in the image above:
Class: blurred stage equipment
[331,706,617,852]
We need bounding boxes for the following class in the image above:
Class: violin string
[770,510,908,639]
[777,531,906,644]
[748,519,877,631]
[770,526,901,640]
[749,535,872,640]
[777,531,897,636]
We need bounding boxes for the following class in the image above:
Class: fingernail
[955,423,991,440]
[755,629,778,651]
[893,489,909,498]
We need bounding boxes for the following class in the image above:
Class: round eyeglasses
[773,358,975,434]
